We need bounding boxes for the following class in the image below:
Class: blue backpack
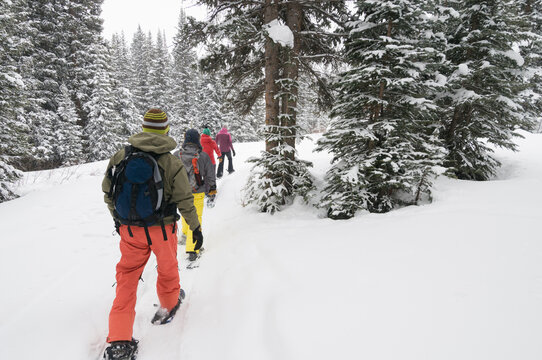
[108,146,177,243]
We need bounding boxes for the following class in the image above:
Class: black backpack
[108,145,177,244]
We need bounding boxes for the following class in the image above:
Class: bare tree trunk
[525,0,533,14]
[374,18,393,121]
[264,0,280,154]
[282,1,302,161]
[369,18,393,151]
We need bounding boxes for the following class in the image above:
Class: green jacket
[102,132,200,231]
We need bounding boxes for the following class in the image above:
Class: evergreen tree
[441,0,532,180]
[519,0,542,133]
[169,9,199,139]
[131,26,153,114]
[0,0,26,201]
[193,0,348,213]
[148,31,171,111]
[317,0,446,218]
[64,0,106,130]
[22,0,73,168]
[85,44,125,161]
[109,33,140,137]
[0,160,21,203]
[297,73,330,134]
[53,85,84,165]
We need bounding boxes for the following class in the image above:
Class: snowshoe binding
[151,289,186,325]
[103,338,138,360]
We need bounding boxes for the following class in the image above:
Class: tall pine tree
[193,0,348,213]
[440,0,532,180]
[317,0,446,218]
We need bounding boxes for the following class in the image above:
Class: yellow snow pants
[181,192,205,253]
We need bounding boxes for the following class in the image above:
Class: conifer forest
[1,0,541,219]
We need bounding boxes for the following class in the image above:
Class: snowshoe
[103,339,138,360]
[206,194,216,208]
[187,252,198,262]
[151,289,186,325]
[186,248,204,269]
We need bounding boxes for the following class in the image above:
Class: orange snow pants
[107,223,179,342]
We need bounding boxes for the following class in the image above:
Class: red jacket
[200,134,221,165]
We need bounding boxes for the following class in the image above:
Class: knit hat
[202,128,211,136]
[183,128,202,149]
[142,108,170,134]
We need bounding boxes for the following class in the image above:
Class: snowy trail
[0,133,541,360]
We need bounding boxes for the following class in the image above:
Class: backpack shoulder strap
[124,144,134,159]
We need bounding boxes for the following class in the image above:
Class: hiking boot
[103,338,138,360]
[151,289,186,325]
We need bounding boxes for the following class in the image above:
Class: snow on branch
[263,19,294,48]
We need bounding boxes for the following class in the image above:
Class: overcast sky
[101,0,207,45]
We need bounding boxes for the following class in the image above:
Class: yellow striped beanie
[142,108,170,134]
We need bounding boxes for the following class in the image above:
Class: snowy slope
[0,132,541,360]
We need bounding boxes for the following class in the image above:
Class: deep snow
[0,132,541,360]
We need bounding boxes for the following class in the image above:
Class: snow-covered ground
[0,132,541,360]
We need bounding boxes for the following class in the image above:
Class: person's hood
[218,127,229,134]
[128,132,177,154]
[201,134,213,142]
[180,142,201,156]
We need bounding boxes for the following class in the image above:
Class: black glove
[192,226,204,250]
[114,219,121,234]
[232,149,236,157]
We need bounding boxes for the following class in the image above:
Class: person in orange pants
[107,224,180,342]
[102,109,203,359]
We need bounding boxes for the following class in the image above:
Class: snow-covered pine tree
[130,26,153,114]
[64,0,106,130]
[317,0,446,218]
[21,0,75,169]
[85,44,125,161]
[297,73,330,134]
[53,85,84,166]
[440,0,533,180]
[168,8,200,139]
[519,0,542,133]
[243,1,313,213]
[0,0,26,201]
[14,0,113,168]
[193,73,223,131]
[109,33,140,137]
[194,0,348,213]
[148,31,171,111]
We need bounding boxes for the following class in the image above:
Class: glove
[192,226,204,251]
[232,149,236,157]
[114,219,121,234]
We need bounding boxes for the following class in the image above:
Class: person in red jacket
[201,127,222,172]
[200,127,221,207]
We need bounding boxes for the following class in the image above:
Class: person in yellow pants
[176,129,217,262]
[181,192,205,255]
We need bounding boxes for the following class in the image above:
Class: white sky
[101,0,207,46]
